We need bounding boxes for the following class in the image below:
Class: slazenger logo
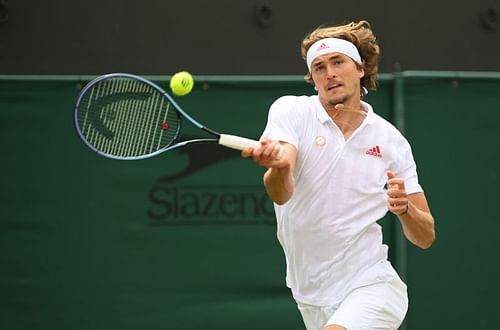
[147,139,275,226]
[148,185,275,225]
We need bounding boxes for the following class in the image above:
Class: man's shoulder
[368,112,410,146]
[370,112,400,133]
[271,95,317,114]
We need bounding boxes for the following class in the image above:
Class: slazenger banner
[147,141,275,225]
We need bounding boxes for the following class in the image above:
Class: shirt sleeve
[261,96,302,148]
[392,135,423,195]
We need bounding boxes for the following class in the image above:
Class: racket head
[74,73,182,160]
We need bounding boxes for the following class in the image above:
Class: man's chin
[328,97,348,107]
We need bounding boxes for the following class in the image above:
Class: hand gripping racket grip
[218,134,284,160]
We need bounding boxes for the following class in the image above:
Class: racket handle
[219,134,285,160]
[219,134,259,150]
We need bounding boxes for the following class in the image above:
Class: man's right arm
[241,139,297,205]
[263,143,296,205]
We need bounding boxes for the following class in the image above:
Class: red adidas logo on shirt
[366,145,382,157]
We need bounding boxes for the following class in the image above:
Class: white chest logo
[315,136,326,146]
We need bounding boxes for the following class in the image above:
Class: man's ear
[311,77,318,91]
[359,67,365,79]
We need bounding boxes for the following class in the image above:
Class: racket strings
[77,78,180,158]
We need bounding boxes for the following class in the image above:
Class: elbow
[418,230,436,250]
[274,197,290,205]
[413,213,436,249]
[263,177,294,205]
[270,190,293,205]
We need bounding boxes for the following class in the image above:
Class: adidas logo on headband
[306,38,362,72]
[316,43,330,51]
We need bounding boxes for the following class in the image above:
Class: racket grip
[219,134,285,160]
[219,134,259,151]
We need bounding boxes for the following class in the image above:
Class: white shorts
[297,266,408,330]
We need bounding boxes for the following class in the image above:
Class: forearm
[398,200,435,249]
[263,166,294,205]
[242,140,296,205]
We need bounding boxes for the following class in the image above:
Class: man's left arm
[387,171,436,249]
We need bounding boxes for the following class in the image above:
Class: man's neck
[324,101,367,140]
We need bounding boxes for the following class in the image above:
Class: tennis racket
[74,73,265,160]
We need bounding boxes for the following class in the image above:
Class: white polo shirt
[261,95,422,306]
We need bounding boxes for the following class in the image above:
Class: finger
[389,202,408,215]
[388,195,407,205]
[241,146,254,158]
[269,143,281,160]
[386,171,398,190]
[387,171,406,191]
[388,179,406,192]
[252,142,268,157]
[387,185,407,197]
[267,143,283,160]
[264,141,283,159]
[387,183,403,195]
[275,144,284,161]
[259,137,271,145]
[260,143,277,159]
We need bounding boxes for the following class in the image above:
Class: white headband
[306,38,362,72]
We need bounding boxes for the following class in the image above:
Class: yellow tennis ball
[169,71,194,96]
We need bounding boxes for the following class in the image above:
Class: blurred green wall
[1,73,499,329]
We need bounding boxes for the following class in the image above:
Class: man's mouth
[327,83,342,90]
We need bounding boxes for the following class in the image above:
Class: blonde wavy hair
[301,20,380,96]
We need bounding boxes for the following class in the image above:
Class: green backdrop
[1,72,499,329]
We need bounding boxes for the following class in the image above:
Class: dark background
[0,0,499,75]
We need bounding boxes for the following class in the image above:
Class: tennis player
[242,20,435,330]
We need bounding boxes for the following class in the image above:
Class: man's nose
[326,64,337,78]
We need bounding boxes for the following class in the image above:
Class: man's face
[310,52,365,107]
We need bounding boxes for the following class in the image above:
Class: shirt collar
[315,96,376,125]
[361,101,376,125]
